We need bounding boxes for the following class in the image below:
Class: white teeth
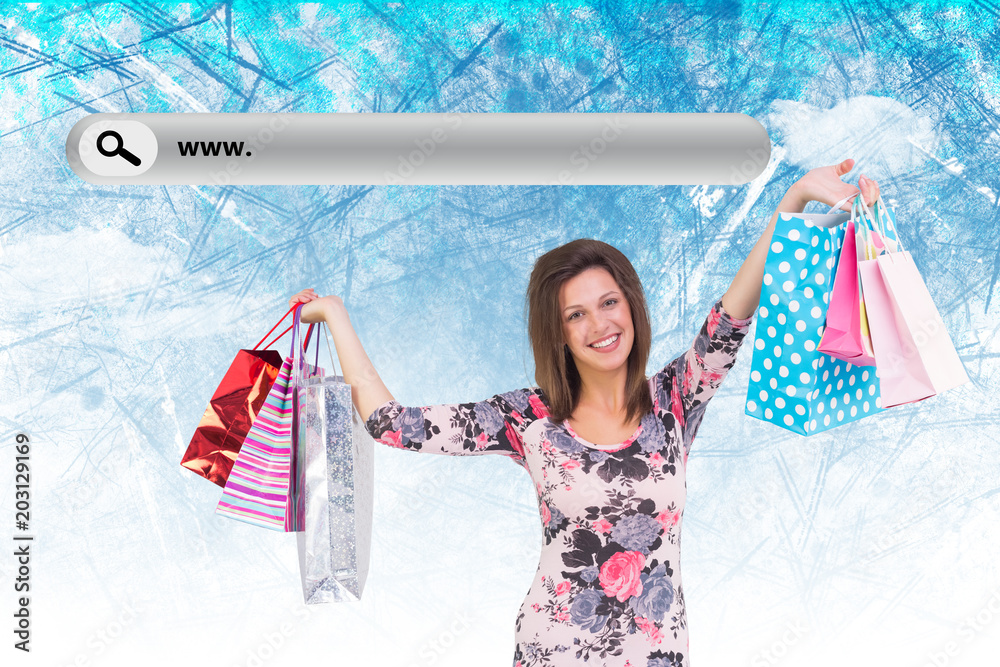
[590,334,619,348]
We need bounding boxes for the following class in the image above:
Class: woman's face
[558,266,634,376]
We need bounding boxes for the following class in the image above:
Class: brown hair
[526,239,653,424]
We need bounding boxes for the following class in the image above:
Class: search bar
[66,113,771,186]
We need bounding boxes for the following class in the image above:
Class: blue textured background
[1,2,998,666]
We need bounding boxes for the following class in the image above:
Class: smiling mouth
[589,333,620,348]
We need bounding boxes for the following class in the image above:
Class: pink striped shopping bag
[216,320,322,530]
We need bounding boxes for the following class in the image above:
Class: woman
[292,159,880,666]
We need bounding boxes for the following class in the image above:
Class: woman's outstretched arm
[289,288,528,468]
[721,158,881,320]
[291,289,393,422]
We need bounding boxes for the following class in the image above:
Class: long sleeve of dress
[652,298,754,455]
[363,390,534,470]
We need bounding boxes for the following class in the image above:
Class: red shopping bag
[216,308,324,530]
[181,304,307,487]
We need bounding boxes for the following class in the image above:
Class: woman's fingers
[859,175,879,206]
[288,288,319,308]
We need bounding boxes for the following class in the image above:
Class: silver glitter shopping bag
[290,308,374,604]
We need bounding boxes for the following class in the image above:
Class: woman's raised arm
[288,289,528,469]
[291,289,394,422]
[721,158,880,320]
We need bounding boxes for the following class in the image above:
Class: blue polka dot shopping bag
[745,197,886,435]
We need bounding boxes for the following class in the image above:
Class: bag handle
[823,189,902,258]
[290,304,322,390]
[821,192,872,261]
[854,193,905,258]
[255,302,321,351]
[254,303,296,350]
[870,194,905,254]
[824,192,859,214]
[853,196,882,261]
[322,322,339,376]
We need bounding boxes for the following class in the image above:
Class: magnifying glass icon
[96,130,142,166]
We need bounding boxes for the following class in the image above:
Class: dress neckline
[562,419,642,452]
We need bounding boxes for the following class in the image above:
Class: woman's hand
[288,287,319,308]
[721,158,881,320]
[792,158,881,211]
[288,288,343,324]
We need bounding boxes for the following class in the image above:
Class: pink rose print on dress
[555,580,571,596]
[599,550,646,602]
[592,518,612,534]
[540,501,551,526]
[655,510,680,532]
[706,305,722,337]
[505,421,525,458]
[649,451,664,467]
[474,431,488,450]
[378,429,404,449]
[528,393,550,418]
[635,615,666,645]
[561,459,581,470]
[670,380,686,429]
[701,367,725,386]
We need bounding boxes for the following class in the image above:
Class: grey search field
[66,113,771,186]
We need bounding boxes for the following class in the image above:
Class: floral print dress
[364,299,753,666]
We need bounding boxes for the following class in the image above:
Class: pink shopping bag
[876,252,969,397]
[858,258,934,407]
[857,196,968,408]
[818,213,877,366]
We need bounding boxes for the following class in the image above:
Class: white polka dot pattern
[744,211,885,435]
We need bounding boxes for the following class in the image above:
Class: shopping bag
[857,196,969,407]
[291,306,374,603]
[181,306,299,486]
[817,200,876,365]
[745,195,885,435]
[215,316,323,530]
